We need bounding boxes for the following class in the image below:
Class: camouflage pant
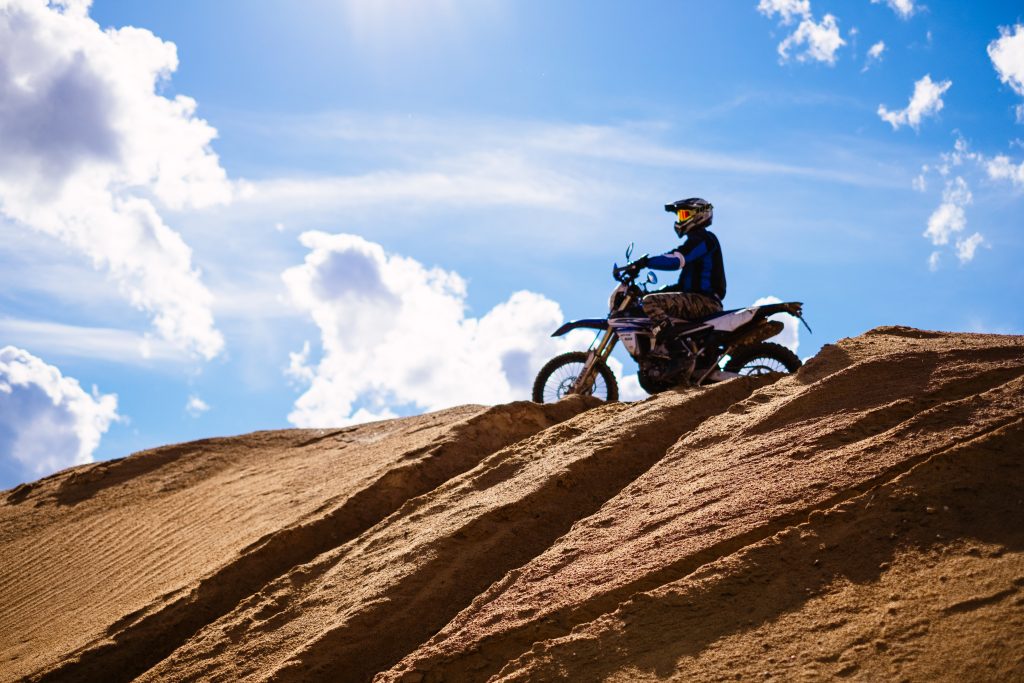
[642,292,722,324]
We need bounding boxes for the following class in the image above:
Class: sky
[1,0,1023,489]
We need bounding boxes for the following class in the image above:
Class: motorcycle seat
[697,307,744,322]
[671,308,743,324]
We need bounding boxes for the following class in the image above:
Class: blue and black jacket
[646,228,726,300]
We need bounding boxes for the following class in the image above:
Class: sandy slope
[0,399,594,682]
[1,327,1022,682]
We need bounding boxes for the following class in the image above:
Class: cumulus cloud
[0,0,231,359]
[921,176,985,267]
[871,0,917,19]
[616,372,648,402]
[924,176,971,246]
[756,0,810,25]
[925,202,966,245]
[758,0,845,65]
[878,75,952,130]
[282,232,585,427]
[988,23,1024,122]
[955,232,984,264]
[986,154,1024,186]
[915,138,1008,269]
[938,136,982,174]
[753,296,800,354]
[778,14,845,65]
[0,345,118,482]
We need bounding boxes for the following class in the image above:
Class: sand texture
[1,327,1022,682]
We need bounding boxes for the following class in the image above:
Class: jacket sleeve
[646,249,684,270]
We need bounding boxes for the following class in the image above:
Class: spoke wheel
[532,351,618,403]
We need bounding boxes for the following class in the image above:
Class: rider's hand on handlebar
[612,255,648,280]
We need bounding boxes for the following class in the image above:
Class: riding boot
[653,320,679,349]
[663,334,696,383]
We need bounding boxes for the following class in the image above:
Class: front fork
[569,328,618,396]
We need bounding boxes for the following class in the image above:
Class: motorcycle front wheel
[532,351,619,403]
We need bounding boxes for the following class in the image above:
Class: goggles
[676,209,695,222]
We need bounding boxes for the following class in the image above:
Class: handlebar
[612,253,650,283]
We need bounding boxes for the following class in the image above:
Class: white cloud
[878,75,952,130]
[871,0,917,19]
[925,203,965,246]
[757,0,811,25]
[0,0,231,359]
[924,176,971,246]
[778,14,846,65]
[753,296,800,354]
[942,136,982,167]
[863,41,886,71]
[286,341,316,386]
[282,232,585,427]
[987,154,1024,187]
[0,345,118,481]
[955,232,984,264]
[185,394,209,417]
[758,1,845,66]
[923,177,984,267]
[988,24,1024,118]
[616,372,648,402]
[916,139,1007,268]
[912,173,927,192]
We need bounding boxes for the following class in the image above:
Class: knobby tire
[532,351,619,403]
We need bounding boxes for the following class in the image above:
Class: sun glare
[340,0,477,50]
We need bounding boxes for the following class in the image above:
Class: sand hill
[1,326,1022,682]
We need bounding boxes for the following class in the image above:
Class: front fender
[551,319,609,337]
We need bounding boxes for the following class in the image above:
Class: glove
[613,255,649,280]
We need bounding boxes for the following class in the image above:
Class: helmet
[665,197,713,238]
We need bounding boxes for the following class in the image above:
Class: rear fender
[755,301,812,333]
[754,301,803,318]
[551,319,608,337]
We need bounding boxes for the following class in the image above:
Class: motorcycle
[532,244,811,403]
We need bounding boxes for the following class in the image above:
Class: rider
[614,197,726,345]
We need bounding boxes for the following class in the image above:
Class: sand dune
[1,327,1022,682]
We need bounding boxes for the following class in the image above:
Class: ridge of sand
[1,326,1022,682]
[1,398,595,682]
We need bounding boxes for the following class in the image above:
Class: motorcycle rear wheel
[532,351,619,403]
[724,342,801,376]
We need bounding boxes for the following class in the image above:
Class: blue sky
[1,0,1022,488]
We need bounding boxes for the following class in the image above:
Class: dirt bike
[532,244,810,403]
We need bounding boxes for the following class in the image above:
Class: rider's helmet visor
[676,209,693,222]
